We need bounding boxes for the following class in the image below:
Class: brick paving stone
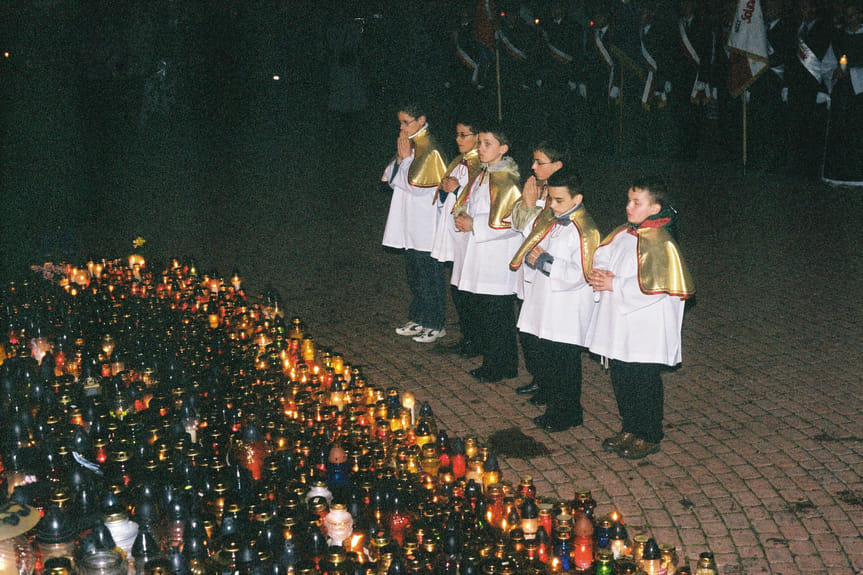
[812,532,845,555]
[647,527,679,547]
[700,521,730,538]
[704,536,736,554]
[678,528,708,547]
[735,554,773,574]
[693,506,722,523]
[748,516,780,534]
[733,489,767,508]
[778,520,813,541]
[747,478,780,498]
[643,509,674,528]
[794,553,829,573]
[838,535,863,556]
[762,497,792,513]
[765,562,801,575]
[787,538,818,556]
[822,552,859,572]
[801,515,834,535]
[764,545,795,565]
[729,528,761,548]
[731,463,765,481]
[721,512,751,531]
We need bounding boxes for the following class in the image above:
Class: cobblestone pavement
[6,81,863,573]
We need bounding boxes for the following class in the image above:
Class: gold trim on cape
[487,168,522,230]
[435,149,481,204]
[509,206,601,281]
[452,161,521,228]
[601,225,695,298]
[407,126,447,188]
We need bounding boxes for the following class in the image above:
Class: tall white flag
[727,0,769,97]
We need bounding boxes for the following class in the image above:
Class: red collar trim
[628,216,671,234]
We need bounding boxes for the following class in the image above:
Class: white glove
[535,78,543,87]
[664,80,672,94]
[609,85,620,99]
[568,80,578,91]
[781,87,788,102]
[578,83,587,99]
[816,91,831,109]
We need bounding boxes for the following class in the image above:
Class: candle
[840,54,848,71]
[402,392,415,426]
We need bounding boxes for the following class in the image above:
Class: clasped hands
[588,269,615,292]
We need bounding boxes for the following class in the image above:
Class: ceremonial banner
[727,0,769,96]
[475,0,497,50]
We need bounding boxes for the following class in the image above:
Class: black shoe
[515,381,540,396]
[534,413,582,433]
[619,437,660,459]
[529,393,548,406]
[470,367,518,383]
[601,432,635,454]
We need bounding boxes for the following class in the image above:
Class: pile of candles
[0,255,721,575]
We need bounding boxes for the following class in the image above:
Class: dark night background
[0,0,425,283]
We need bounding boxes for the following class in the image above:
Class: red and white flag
[726,0,769,97]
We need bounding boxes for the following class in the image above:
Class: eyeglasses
[399,118,418,127]
[456,132,475,139]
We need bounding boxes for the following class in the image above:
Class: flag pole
[496,46,503,121]
[742,90,748,175]
[618,65,625,155]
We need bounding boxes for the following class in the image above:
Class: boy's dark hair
[399,103,426,119]
[534,138,570,164]
[547,167,584,197]
[632,177,674,210]
[454,114,479,133]
[475,120,510,147]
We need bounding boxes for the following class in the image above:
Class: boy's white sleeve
[548,255,588,290]
[472,213,519,244]
[612,275,667,315]
[388,155,435,196]
[382,159,396,183]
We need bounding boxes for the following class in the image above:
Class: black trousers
[404,249,446,330]
[534,339,584,422]
[461,291,519,375]
[516,299,541,379]
[451,286,477,346]
[609,360,664,443]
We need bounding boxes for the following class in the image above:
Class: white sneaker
[413,327,446,343]
[395,321,424,336]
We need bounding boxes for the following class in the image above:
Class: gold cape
[406,125,447,188]
[434,148,481,204]
[453,161,522,229]
[601,224,695,298]
[509,206,601,282]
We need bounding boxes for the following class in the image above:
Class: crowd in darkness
[344,0,863,185]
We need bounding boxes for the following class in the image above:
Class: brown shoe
[619,437,660,460]
[601,432,635,453]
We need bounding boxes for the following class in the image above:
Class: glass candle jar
[78,550,127,575]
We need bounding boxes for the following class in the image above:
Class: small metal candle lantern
[640,538,662,575]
